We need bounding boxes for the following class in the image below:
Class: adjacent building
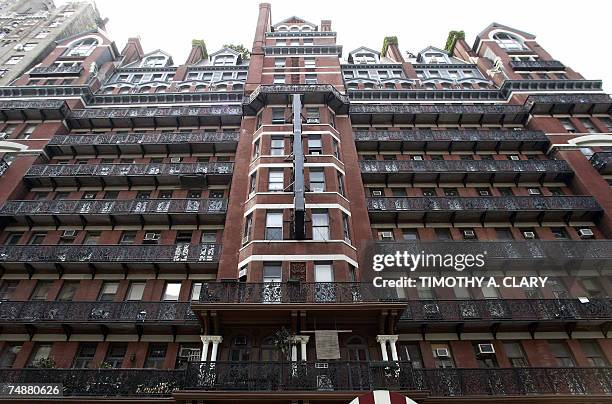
[0,4,610,403]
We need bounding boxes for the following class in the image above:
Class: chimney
[185,39,208,65]
[320,20,332,32]
[382,36,404,63]
[120,37,143,66]
[251,3,271,56]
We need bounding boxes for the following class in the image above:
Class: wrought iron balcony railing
[243,84,349,115]
[0,365,609,397]
[197,282,401,304]
[183,362,612,396]
[0,301,197,324]
[353,129,549,152]
[0,368,184,396]
[402,298,611,323]
[508,60,565,71]
[0,158,8,176]
[69,105,243,120]
[29,65,84,76]
[47,131,239,156]
[350,103,527,115]
[0,198,228,217]
[0,244,220,265]
[366,196,601,223]
[24,162,234,187]
[0,99,68,120]
[527,93,612,115]
[591,151,612,174]
[359,159,572,183]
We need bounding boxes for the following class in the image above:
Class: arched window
[139,86,151,93]
[289,26,299,32]
[155,85,167,93]
[385,83,396,89]
[260,336,280,361]
[213,55,235,66]
[493,32,525,51]
[67,37,98,57]
[216,84,227,91]
[229,335,250,362]
[195,84,206,92]
[232,83,244,91]
[179,85,190,92]
[142,56,166,67]
[118,86,131,94]
[363,82,374,89]
[277,26,288,32]
[301,26,311,32]
[347,83,358,90]
[102,87,113,94]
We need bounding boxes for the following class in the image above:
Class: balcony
[181,362,612,398]
[29,65,84,76]
[527,93,612,115]
[367,196,601,224]
[401,298,611,329]
[0,99,68,120]
[0,244,220,275]
[67,105,243,129]
[359,159,572,183]
[509,60,565,71]
[0,301,198,335]
[0,198,228,226]
[350,104,529,125]
[0,158,8,176]
[24,162,234,187]
[372,240,612,271]
[243,84,349,115]
[47,131,239,157]
[591,152,612,175]
[0,368,184,397]
[354,129,550,152]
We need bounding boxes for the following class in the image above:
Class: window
[35,30,50,39]
[0,343,21,368]
[581,277,604,297]
[303,38,313,46]
[549,341,575,367]
[342,213,351,242]
[98,282,119,301]
[312,210,329,240]
[453,286,472,299]
[144,344,167,369]
[5,55,23,65]
[270,136,284,155]
[444,188,458,197]
[304,57,315,68]
[435,228,452,240]
[67,38,98,57]
[481,285,499,299]
[306,108,320,123]
[305,74,317,84]
[477,187,491,196]
[504,342,528,367]
[120,231,136,244]
[243,214,253,244]
[600,117,612,131]
[213,55,235,66]
[422,188,436,197]
[274,57,285,67]
[253,139,260,158]
[175,231,192,244]
[18,124,36,139]
[474,342,499,368]
[126,282,145,301]
[163,282,181,301]
[27,344,52,367]
[266,211,283,240]
[417,285,436,299]
[579,118,599,133]
[495,228,513,240]
[308,135,322,154]
[190,282,202,300]
[309,169,325,192]
[337,173,345,196]
[83,231,100,245]
[73,343,96,368]
[398,343,423,368]
[0,281,18,300]
[432,343,454,368]
[580,340,608,367]
[57,281,78,301]
[551,227,569,239]
[273,75,285,84]
[28,233,46,245]
[31,281,52,300]
[493,32,525,51]
[271,108,285,124]
[104,343,127,368]
[200,231,217,243]
[249,173,257,194]
[402,229,419,240]
[268,169,284,191]
[559,118,577,133]
[378,231,394,241]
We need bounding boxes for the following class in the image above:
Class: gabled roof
[473,22,536,50]
[209,47,241,59]
[123,49,173,68]
[417,46,467,64]
[349,46,381,57]
[272,16,317,29]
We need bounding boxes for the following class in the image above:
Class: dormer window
[213,55,235,66]
[142,56,166,67]
[354,53,376,64]
[66,38,98,57]
[493,32,526,51]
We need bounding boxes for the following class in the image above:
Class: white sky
[60,0,611,93]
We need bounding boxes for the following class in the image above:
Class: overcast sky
[60,0,611,92]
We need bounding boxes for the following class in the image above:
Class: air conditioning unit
[412,155,423,161]
[0,132,7,140]
[523,231,536,239]
[478,343,495,354]
[234,335,247,346]
[241,235,250,245]
[528,188,541,195]
[61,230,77,239]
[13,44,24,51]
[578,228,594,239]
[314,362,329,369]
[306,118,320,124]
[170,157,181,163]
[435,348,450,358]
[463,229,476,239]
[479,190,490,196]
[143,232,160,241]
[380,231,393,239]
[371,190,383,196]
[509,155,520,161]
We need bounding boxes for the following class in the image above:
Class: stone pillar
[377,335,400,361]
[376,335,389,361]
[200,335,223,362]
[209,336,222,362]
[200,335,211,361]
[293,335,310,361]
[388,335,399,361]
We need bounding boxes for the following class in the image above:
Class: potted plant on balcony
[33,357,56,368]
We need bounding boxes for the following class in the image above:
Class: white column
[200,335,211,361]
[205,336,222,362]
[388,335,399,361]
[376,335,389,361]
[293,335,310,361]
[291,343,298,362]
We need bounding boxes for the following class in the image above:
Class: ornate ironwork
[48,131,239,147]
[0,198,228,216]
[25,162,233,178]
[0,244,220,263]
[591,152,612,172]
[509,60,565,71]
[29,65,84,76]
[0,159,8,176]
[359,159,571,173]
[350,104,527,114]
[366,196,601,212]
[353,129,548,143]
[0,301,197,323]
[69,105,242,119]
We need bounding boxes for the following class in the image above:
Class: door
[314,263,335,302]
[262,263,282,303]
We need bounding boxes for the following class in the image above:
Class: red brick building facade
[0,4,610,403]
